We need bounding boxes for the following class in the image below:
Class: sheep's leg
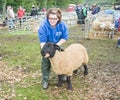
[73,69,78,74]
[57,75,63,87]
[84,64,88,75]
[67,76,73,90]
[73,69,78,75]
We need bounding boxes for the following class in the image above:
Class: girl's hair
[46,8,62,23]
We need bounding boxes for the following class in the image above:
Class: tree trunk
[2,0,7,18]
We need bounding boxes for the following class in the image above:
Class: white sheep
[92,14,114,31]
[41,42,89,90]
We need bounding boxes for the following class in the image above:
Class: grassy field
[0,27,120,100]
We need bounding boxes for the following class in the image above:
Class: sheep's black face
[41,42,56,58]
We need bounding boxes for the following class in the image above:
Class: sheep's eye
[41,50,44,56]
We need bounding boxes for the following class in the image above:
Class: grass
[15,80,49,100]
[0,27,120,100]
[0,33,40,71]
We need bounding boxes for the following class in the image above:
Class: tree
[0,0,85,16]
[1,0,7,17]
[114,0,120,5]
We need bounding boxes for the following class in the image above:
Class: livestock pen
[88,10,120,39]
[4,11,78,33]
[2,10,120,40]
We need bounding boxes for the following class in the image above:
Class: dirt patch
[0,61,28,84]
[85,62,120,100]
[0,61,40,99]
[0,61,27,99]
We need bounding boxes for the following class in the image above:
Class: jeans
[8,18,15,28]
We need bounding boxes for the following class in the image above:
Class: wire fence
[1,11,78,33]
[1,10,119,39]
[0,11,95,39]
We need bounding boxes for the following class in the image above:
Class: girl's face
[48,14,59,27]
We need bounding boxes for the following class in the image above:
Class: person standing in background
[81,3,88,31]
[7,5,15,29]
[30,5,38,18]
[91,4,100,15]
[75,4,83,25]
[17,6,25,27]
[75,4,88,31]
[117,38,120,48]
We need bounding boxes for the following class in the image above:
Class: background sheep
[92,14,114,31]
[41,42,89,90]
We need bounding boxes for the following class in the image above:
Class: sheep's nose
[45,53,50,58]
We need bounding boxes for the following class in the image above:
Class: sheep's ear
[54,44,64,51]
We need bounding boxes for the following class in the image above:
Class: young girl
[38,8,69,89]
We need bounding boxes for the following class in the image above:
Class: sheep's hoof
[67,86,73,90]
[73,69,78,75]
[84,65,88,75]
[56,83,62,87]
[84,70,88,75]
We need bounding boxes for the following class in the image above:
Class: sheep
[41,42,89,90]
[92,14,114,31]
